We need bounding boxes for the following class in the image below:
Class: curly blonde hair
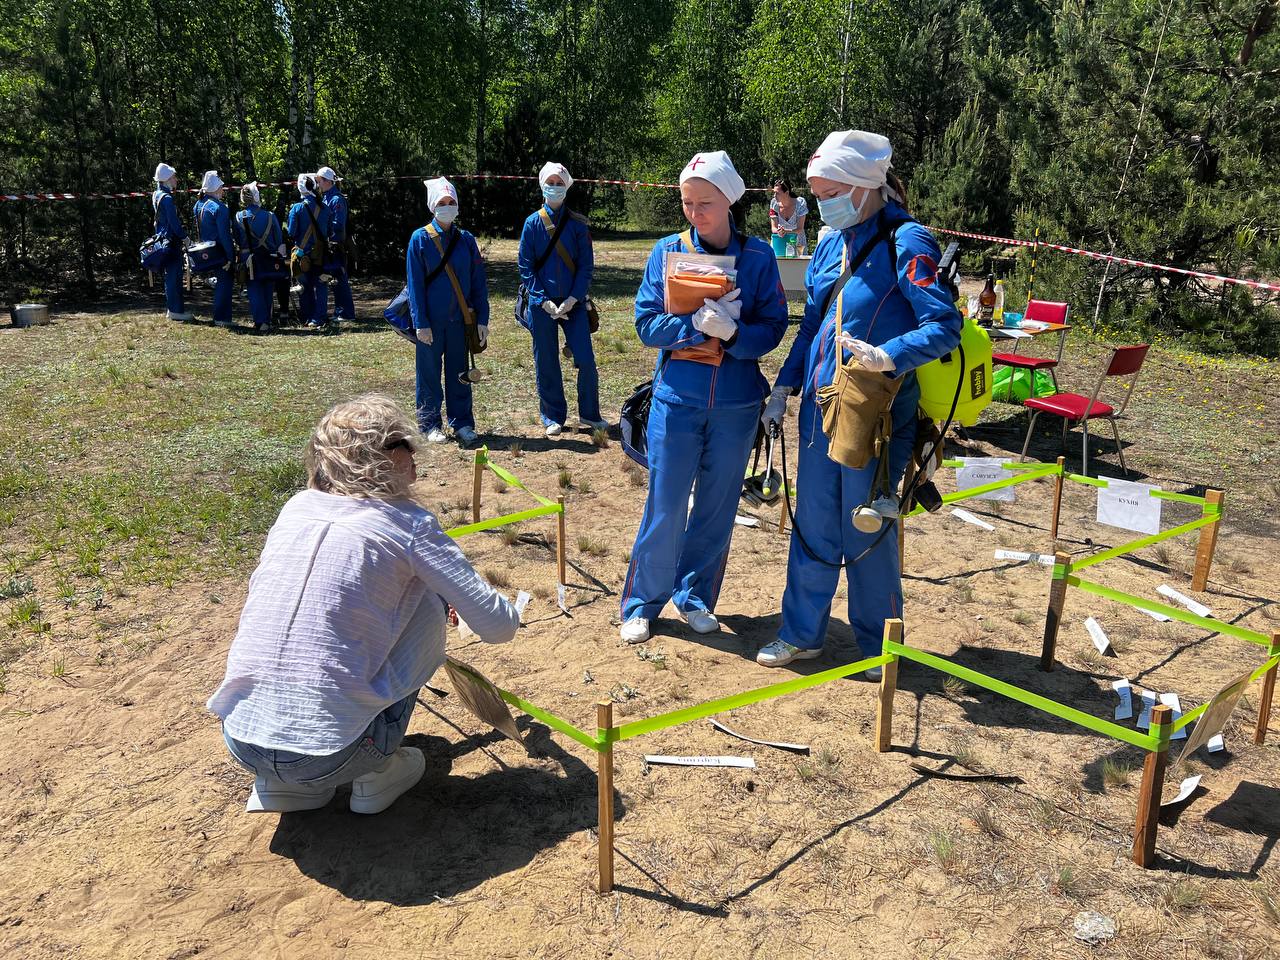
[305,394,422,499]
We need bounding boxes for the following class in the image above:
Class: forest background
[1,0,1277,353]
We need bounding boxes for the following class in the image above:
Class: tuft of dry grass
[508,440,523,459]
[558,468,573,490]
[577,536,608,557]
[1052,865,1082,898]
[483,567,513,589]
[972,806,1001,838]
[1102,758,1133,789]
[492,476,508,494]
[929,829,960,872]
[1030,797,1064,831]
[942,675,967,699]
[591,429,610,449]
[1161,879,1203,914]
[499,526,520,546]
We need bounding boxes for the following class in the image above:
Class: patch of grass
[49,656,68,679]
[1010,609,1035,626]
[7,596,46,634]
[576,477,593,495]
[577,536,608,557]
[973,807,1001,837]
[929,829,960,872]
[627,468,646,488]
[942,675,967,698]
[499,526,520,546]
[508,441,523,459]
[558,468,573,490]
[1079,647,1107,672]
[1102,758,1133,789]
[0,576,34,600]
[815,746,841,775]
[1030,797,1064,831]
[0,665,6,694]
[492,477,508,494]
[1161,879,1203,913]
[1052,865,1082,898]
[952,744,980,771]
[952,582,976,604]
[591,429,610,449]
[483,567,512,589]
[796,762,816,783]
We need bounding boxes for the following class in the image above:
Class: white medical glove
[836,334,895,372]
[477,325,488,348]
[715,287,742,321]
[276,243,287,257]
[555,295,578,318]
[542,299,560,316]
[693,299,738,341]
[761,386,790,433]
[416,327,433,346]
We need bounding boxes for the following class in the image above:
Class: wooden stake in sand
[1133,703,1172,867]
[1254,634,1280,746]
[556,496,567,585]
[1050,456,1066,543]
[1191,489,1224,592]
[1040,551,1071,672]
[596,700,615,894]
[471,453,484,524]
[875,619,903,752]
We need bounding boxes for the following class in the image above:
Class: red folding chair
[1019,344,1149,476]
[992,299,1069,394]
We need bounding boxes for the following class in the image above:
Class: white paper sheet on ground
[734,514,760,527]
[1137,689,1158,729]
[994,549,1056,566]
[1207,734,1225,753]
[644,755,756,769]
[1085,617,1112,655]
[457,614,474,640]
[1156,584,1212,618]
[556,583,569,615]
[1177,667,1252,763]
[1138,605,1172,622]
[951,508,995,531]
[1096,477,1162,535]
[1112,678,1133,721]
[1160,692,1188,740]
[956,457,1016,502]
[709,717,811,754]
[1161,774,1202,807]
[514,591,531,619]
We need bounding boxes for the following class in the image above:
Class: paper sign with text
[1096,476,1162,535]
[956,457,1016,502]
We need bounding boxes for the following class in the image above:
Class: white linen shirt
[208,489,519,754]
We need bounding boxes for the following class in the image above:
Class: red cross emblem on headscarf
[809,152,821,162]
[689,156,706,170]
[907,254,937,287]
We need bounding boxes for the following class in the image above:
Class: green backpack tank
[916,312,992,426]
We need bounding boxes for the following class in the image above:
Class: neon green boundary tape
[446,660,604,751]
[445,502,562,539]
[1070,515,1218,572]
[1168,654,1280,732]
[475,446,556,507]
[1064,472,1218,510]
[609,654,892,743]
[906,463,1058,517]
[940,459,1055,473]
[886,640,1162,751]
[1068,575,1270,645]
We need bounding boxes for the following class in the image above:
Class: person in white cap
[194,170,236,327]
[286,173,331,328]
[516,162,607,437]
[234,181,287,332]
[618,150,789,645]
[315,165,355,324]
[151,163,192,321]
[755,130,960,671]
[405,177,489,445]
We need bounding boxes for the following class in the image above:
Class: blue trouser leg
[529,308,568,427]
[163,260,184,312]
[415,327,445,432]
[297,273,315,323]
[778,384,919,656]
[212,268,233,324]
[562,306,602,423]
[306,272,328,325]
[442,319,474,431]
[246,278,273,326]
[672,403,759,614]
[330,269,355,319]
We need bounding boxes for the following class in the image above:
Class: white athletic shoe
[426,428,448,443]
[166,310,193,322]
[864,665,884,682]
[756,639,823,668]
[455,426,478,445]
[545,423,563,437]
[620,617,651,644]
[245,775,335,813]
[349,747,426,815]
[579,419,610,433]
[681,609,720,635]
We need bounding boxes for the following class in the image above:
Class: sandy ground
[3,412,1280,959]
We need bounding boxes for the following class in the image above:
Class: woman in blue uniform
[194,170,236,328]
[316,165,355,324]
[406,177,489,446]
[152,163,191,321]
[619,151,789,644]
[517,162,607,437]
[287,174,330,328]
[234,181,286,332]
[756,131,961,669]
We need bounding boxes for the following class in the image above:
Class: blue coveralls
[517,204,601,427]
[406,220,490,433]
[234,204,284,328]
[194,195,235,325]
[286,196,330,326]
[774,202,961,656]
[322,185,355,321]
[152,185,186,313]
[620,222,789,623]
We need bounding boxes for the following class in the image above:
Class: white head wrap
[242,181,261,205]
[154,162,176,183]
[424,177,458,210]
[807,130,900,201]
[538,162,574,190]
[316,165,343,183]
[679,150,745,203]
[201,170,224,193]
[296,173,315,197]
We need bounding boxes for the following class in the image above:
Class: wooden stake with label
[1133,704,1172,867]
[596,701,615,894]
[1191,489,1224,592]
[1040,552,1071,672]
[1050,456,1065,543]
[875,619,903,752]
[1254,634,1280,746]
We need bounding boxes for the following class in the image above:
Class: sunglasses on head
[384,438,413,454]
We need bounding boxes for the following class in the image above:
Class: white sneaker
[455,426,478,445]
[545,423,563,437]
[579,419,610,432]
[681,609,720,634]
[620,617,650,644]
[166,310,193,322]
[245,775,335,813]
[756,639,823,668]
[426,428,448,443]
[349,747,426,815]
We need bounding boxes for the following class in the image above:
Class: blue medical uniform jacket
[405,223,490,331]
[193,195,235,260]
[518,205,593,309]
[234,205,283,264]
[287,197,329,255]
[152,186,185,240]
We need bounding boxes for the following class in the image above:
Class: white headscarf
[316,165,342,183]
[241,181,261,205]
[679,151,746,204]
[296,173,314,197]
[201,170,224,193]
[806,130,901,201]
[154,162,176,183]
[424,177,458,210]
[538,162,574,190]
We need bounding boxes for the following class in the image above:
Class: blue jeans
[246,278,274,327]
[414,320,474,432]
[328,268,355,320]
[528,304,601,426]
[223,693,417,789]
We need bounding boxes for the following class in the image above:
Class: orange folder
[666,271,735,315]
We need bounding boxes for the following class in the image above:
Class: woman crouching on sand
[207,394,520,814]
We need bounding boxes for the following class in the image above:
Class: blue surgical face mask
[542,184,567,205]
[434,204,459,225]
[817,188,870,230]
